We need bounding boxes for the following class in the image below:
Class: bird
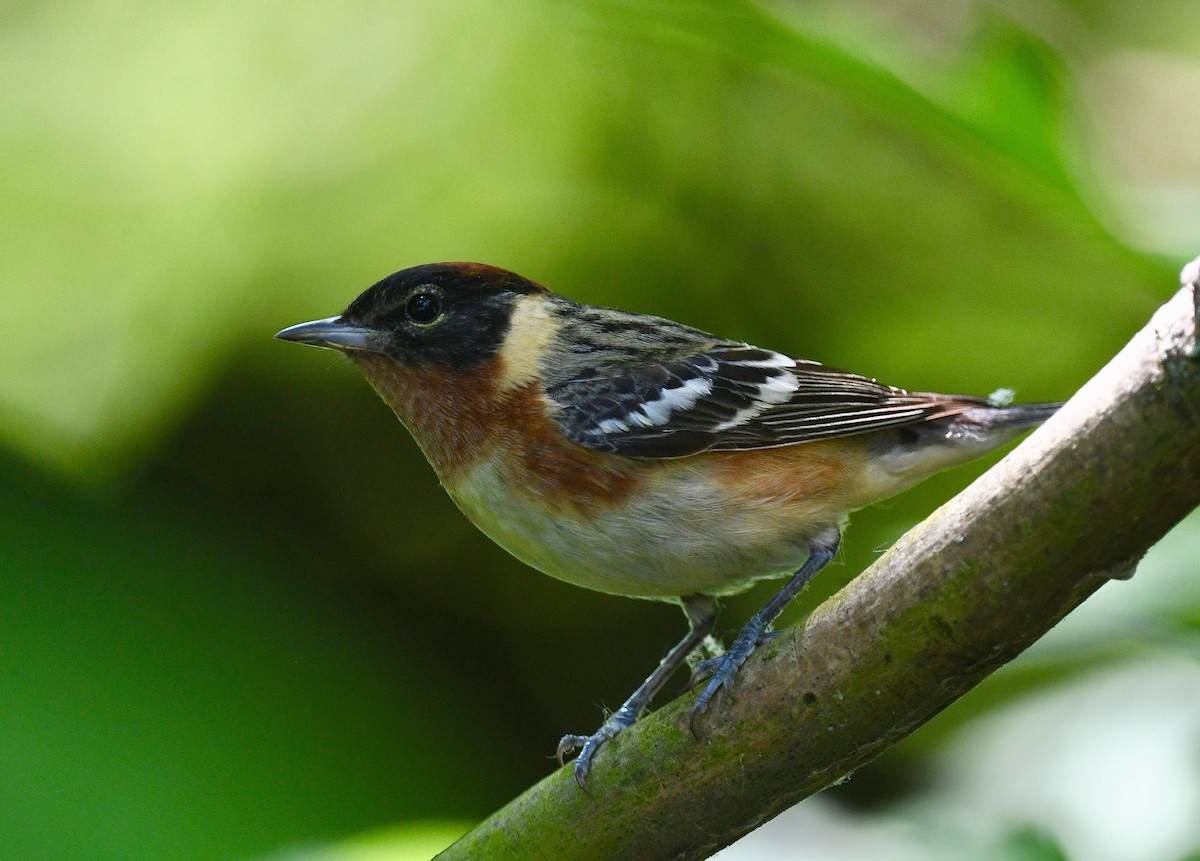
[275,261,1061,790]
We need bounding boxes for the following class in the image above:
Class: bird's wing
[547,345,986,458]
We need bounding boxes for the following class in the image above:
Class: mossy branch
[437,260,1200,861]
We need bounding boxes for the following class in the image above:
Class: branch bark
[438,261,1200,861]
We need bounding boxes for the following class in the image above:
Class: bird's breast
[350,351,642,507]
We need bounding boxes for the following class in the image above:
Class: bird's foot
[689,622,780,734]
[556,705,637,792]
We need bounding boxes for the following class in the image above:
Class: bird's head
[276,262,560,475]
[275,262,548,371]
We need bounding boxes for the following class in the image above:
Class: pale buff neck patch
[497,293,560,391]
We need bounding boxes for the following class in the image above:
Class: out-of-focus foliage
[0,1,1197,859]
[265,822,471,861]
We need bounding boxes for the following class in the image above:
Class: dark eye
[405,290,442,324]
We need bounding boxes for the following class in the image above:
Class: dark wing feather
[548,345,986,458]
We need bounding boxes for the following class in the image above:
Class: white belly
[445,457,821,600]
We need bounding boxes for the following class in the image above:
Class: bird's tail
[956,401,1063,432]
[851,397,1063,510]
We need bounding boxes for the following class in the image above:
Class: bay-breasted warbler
[276,262,1060,789]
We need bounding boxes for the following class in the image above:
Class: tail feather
[958,401,1063,431]
[858,398,1062,509]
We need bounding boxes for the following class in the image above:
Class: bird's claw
[689,622,777,735]
[556,734,587,767]
[688,654,722,689]
[689,655,742,735]
[556,732,604,792]
[557,711,634,793]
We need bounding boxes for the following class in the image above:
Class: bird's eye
[405,290,442,324]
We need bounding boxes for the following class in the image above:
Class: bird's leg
[690,532,841,733]
[558,593,717,791]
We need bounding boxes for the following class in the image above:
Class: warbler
[276,262,1060,789]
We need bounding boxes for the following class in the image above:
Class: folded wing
[548,346,986,458]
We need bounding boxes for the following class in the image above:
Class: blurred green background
[2,1,1198,860]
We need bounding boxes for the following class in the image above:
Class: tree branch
[438,261,1200,861]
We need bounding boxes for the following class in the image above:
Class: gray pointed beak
[275,316,377,352]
